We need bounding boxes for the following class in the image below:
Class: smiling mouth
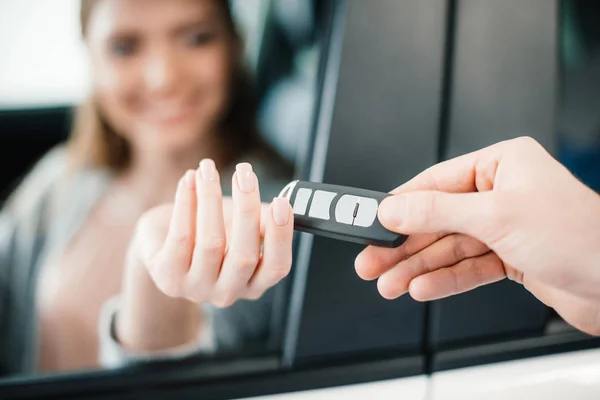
[141,102,197,124]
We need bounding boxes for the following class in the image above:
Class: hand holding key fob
[279,180,407,248]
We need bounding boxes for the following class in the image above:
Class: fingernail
[236,163,255,193]
[379,195,406,227]
[272,197,290,226]
[199,159,217,181]
[184,170,196,189]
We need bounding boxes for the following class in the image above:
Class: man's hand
[355,137,600,335]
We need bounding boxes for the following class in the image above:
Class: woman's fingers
[222,197,269,238]
[145,161,293,306]
[163,171,196,256]
[355,232,448,281]
[147,171,197,297]
[215,163,262,307]
[377,234,489,299]
[407,252,506,301]
[247,197,293,299]
[187,159,227,295]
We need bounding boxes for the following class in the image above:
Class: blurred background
[1,0,599,198]
[0,0,328,380]
[0,0,326,201]
[559,0,600,192]
[0,0,599,393]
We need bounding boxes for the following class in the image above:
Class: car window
[0,0,325,382]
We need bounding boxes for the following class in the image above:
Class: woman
[0,0,294,376]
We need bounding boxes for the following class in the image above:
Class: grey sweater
[0,146,291,377]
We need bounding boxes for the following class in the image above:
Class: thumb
[378,190,498,239]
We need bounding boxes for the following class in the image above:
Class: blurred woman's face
[85,0,236,154]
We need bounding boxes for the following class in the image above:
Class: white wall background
[0,0,89,108]
[0,0,269,110]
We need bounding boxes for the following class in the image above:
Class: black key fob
[279,180,407,248]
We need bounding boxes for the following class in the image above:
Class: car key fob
[278,180,407,248]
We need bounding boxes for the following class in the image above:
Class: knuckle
[425,169,443,191]
[173,232,193,248]
[156,277,182,298]
[447,267,460,295]
[244,289,263,301]
[146,254,168,277]
[183,274,209,295]
[515,135,541,150]
[236,197,261,215]
[515,270,524,284]
[264,233,290,246]
[149,259,185,297]
[197,179,221,196]
[451,235,466,261]
[212,292,236,309]
[410,252,427,274]
[234,252,260,271]
[506,267,523,284]
[206,236,228,250]
[474,159,498,191]
[412,192,438,229]
[184,290,208,304]
[269,263,292,282]
[197,237,226,257]
[175,232,192,246]
[211,299,228,309]
[471,257,485,285]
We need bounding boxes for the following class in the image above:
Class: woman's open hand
[135,160,294,308]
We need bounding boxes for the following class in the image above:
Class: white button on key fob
[278,180,407,248]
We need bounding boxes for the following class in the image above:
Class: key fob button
[335,194,359,224]
[354,197,378,227]
[308,190,337,220]
[293,188,312,215]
